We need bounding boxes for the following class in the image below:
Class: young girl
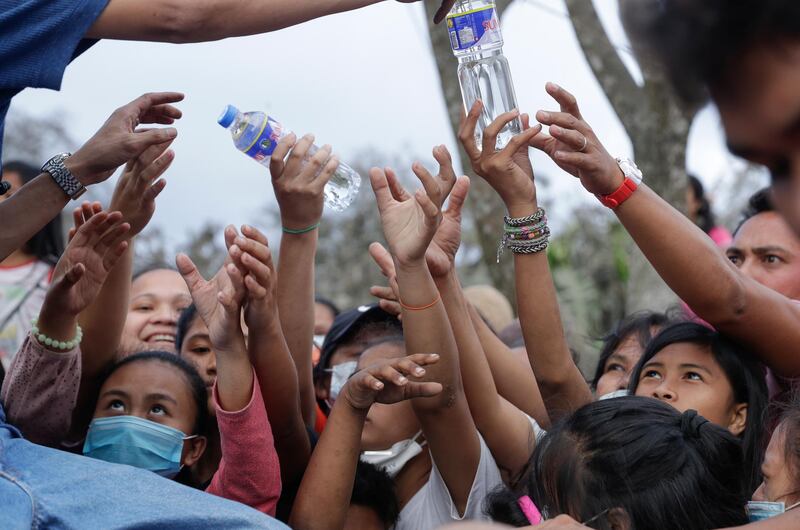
[2,209,282,515]
[487,397,750,529]
[628,321,768,493]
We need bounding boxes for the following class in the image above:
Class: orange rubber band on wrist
[399,295,441,311]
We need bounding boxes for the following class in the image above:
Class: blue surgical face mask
[83,416,197,479]
[746,500,800,522]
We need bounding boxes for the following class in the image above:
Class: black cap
[316,304,400,372]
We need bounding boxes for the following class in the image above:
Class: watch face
[617,158,643,184]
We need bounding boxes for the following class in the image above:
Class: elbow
[153,0,219,44]
[691,272,749,327]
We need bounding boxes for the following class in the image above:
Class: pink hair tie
[517,495,542,525]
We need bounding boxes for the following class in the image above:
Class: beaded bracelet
[30,319,83,351]
[497,208,550,262]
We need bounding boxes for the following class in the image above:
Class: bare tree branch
[563,0,644,134]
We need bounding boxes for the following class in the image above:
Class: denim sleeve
[0,0,110,91]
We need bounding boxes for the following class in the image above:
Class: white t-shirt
[0,260,52,369]
[394,434,502,530]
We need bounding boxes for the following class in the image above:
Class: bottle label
[243,117,284,162]
[446,4,501,52]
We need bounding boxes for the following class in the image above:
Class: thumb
[368,242,396,278]
[53,263,86,293]
[176,253,205,294]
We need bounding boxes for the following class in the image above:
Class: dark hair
[734,188,775,236]
[352,461,400,529]
[3,161,64,264]
[315,296,341,318]
[176,303,199,352]
[628,322,768,493]
[592,311,673,390]
[486,396,749,529]
[775,392,800,499]
[688,175,716,234]
[99,351,209,436]
[621,0,800,109]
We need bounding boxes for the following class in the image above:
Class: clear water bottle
[446,0,522,150]
[217,105,361,212]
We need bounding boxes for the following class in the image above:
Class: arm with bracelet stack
[458,98,593,422]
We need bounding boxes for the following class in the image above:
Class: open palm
[49,212,130,316]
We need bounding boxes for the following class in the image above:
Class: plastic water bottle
[446,0,522,150]
[217,105,361,212]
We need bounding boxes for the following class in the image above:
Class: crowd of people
[2,0,800,528]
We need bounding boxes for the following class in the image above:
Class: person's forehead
[104,360,191,402]
[735,212,800,251]
[650,342,714,367]
[184,317,210,342]
[717,45,800,155]
[131,269,189,298]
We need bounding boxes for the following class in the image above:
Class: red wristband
[597,177,638,209]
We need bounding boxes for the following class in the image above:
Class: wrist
[505,201,540,219]
[339,386,373,415]
[62,153,91,187]
[393,258,428,274]
[595,166,626,196]
[35,307,81,347]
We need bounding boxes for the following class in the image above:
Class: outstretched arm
[0,92,181,262]
[290,353,442,530]
[228,225,312,494]
[531,83,800,379]
[269,133,338,426]
[458,101,593,421]
[87,0,457,43]
[371,159,480,513]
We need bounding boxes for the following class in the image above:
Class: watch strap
[41,153,86,200]
[597,177,638,209]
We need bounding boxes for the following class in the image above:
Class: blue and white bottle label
[446,4,501,52]
[244,117,284,162]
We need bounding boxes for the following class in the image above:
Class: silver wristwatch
[615,157,643,185]
[41,153,86,200]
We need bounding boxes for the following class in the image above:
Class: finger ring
[579,136,588,152]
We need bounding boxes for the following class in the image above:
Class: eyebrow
[101,389,129,400]
[146,393,178,405]
[679,363,713,376]
[752,246,789,255]
[606,354,629,364]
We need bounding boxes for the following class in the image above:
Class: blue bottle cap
[217,105,239,128]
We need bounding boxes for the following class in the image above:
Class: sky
[7,0,762,249]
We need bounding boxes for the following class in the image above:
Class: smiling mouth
[147,334,176,344]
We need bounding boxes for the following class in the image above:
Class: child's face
[94,360,198,435]
[595,334,644,398]
[121,270,191,354]
[634,343,746,435]
[179,316,216,414]
[753,424,800,506]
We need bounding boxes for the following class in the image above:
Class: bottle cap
[217,105,239,128]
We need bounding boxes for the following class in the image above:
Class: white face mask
[361,431,426,478]
[746,500,800,522]
[313,334,326,349]
[598,389,630,401]
[327,360,358,401]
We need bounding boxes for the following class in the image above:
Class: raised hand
[65,92,183,186]
[396,0,456,24]
[177,252,246,353]
[226,225,279,330]
[427,175,469,278]
[370,147,457,267]
[109,139,174,236]
[339,353,443,411]
[368,242,402,318]
[529,83,622,195]
[459,101,543,211]
[269,133,339,230]
[42,211,130,319]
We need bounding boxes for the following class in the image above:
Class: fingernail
[375,381,384,389]
[537,111,550,120]
[415,368,425,375]
[165,128,177,138]
[511,109,520,116]
[398,377,408,384]
[554,151,564,159]
[551,125,562,134]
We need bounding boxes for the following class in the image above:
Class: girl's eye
[109,399,125,412]
[727,254,741,265]
[150,404,167,416]
[191,346,211,355]
[643,370,661,379]
[606,363,624,373]
[764,255,782,265]
[134,305,153,312]
[686,372,703,381]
